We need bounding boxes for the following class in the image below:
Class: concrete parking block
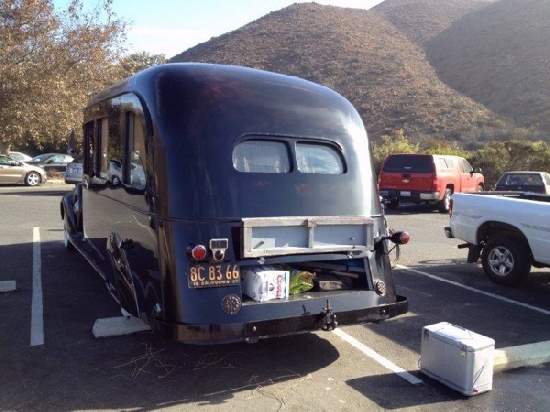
[0,280,16,292]
[494,340,550,372]
[92,316,151,338]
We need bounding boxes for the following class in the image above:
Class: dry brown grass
[170,2,512,142]
[427,0,550,137]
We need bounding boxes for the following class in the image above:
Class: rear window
[500,173,543,186]
[233,140,290,173]
[383,155,434,173]
[296,143,344,174]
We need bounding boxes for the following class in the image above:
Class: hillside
[373,0,492,45]
[427,0,550,135]
[170,3,511,142]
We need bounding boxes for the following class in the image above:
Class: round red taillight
[191,244,208,261]
[399,231,410,245]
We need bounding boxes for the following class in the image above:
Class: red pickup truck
[378,154,484,212]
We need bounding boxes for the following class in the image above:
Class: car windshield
[500,173,543,186]
[383,155,434,173]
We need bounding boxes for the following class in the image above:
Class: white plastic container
[420,322,495,396]
[243,268,289,302]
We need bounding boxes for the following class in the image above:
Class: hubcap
[488,246,515,276]
[28,173,39,185]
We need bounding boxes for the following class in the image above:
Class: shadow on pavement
[346,372,469,410]
[384,203,443,216]
[0,190,69,197]
[1,238,341,411]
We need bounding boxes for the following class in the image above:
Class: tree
[0,0,126,153]
[372,129,419,171]
[117,51,166,79]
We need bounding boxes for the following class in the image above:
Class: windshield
[383,155,434,173]
[499,173,543,186]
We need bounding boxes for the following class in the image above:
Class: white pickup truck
[445,192,550,286]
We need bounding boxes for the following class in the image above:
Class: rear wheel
[388,199,399,210]
[477,184,484,192]
[481,235,531,286]
[25,172,41,186]
[63,217,75,251]
[438,189,452,213]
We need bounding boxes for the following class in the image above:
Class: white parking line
[30,227,44,346]
[396,264,550,316]
[332,328,423,385]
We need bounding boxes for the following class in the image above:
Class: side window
[99,118,109,178]
[462,159,473,173]
[544,174,550,185]
[436,158,448,170]
[107,100,123,185]
[93,119,103,176]
[84,121,94,175]
[125,112,147,190]
[0,155,11,165]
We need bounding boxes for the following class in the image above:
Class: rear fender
[107,233,144,319]
[61,191,78,233]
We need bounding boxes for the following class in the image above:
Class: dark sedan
[27,153,74,174]
[495,171,550,194]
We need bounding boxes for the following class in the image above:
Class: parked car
[0,154,46,186]
[445,192,550,285]
[495,171,550,194]
[378,154,484,212]
[28,153,74,174]
[64,160,83,184]
[7,151,33,162]
[61,63,409,344]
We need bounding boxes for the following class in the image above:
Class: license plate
[188,263,240,288]
[401,191,411,197]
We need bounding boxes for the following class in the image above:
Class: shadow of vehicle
[384,203,443,216]
[1,239,341,411]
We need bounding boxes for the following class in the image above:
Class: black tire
[25,171,42,186]
[481,235,531,286]
[63,217,75,251]
[388,199,399,210]
[477,184,484,192]
[438,188,452,213]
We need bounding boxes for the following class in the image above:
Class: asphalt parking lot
[2,185,550,411]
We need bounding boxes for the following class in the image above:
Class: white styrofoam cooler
[420,322,495,396]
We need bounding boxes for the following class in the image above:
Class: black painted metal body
[61,63,407,344]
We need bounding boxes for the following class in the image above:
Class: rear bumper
[156,295,408,345]
[380,189,440,203]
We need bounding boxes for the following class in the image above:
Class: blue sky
[54,0,384,57]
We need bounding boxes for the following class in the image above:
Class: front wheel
[481,235,531,286]
[25,172,42,186]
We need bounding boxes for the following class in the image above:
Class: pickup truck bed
[445,192,550,285]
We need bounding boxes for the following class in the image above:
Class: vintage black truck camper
[61,63,408,344]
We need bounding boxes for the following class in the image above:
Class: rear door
[379,155,435,194]
[459,158,476,192]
